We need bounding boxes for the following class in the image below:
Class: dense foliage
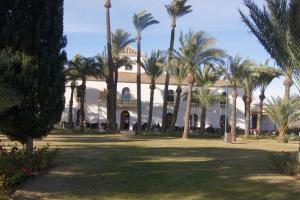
[0,0,67,145]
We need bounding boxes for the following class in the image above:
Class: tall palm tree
[65,66,81,129]
[240,0,300,100]
[264,96,300,143]
[168,56,187,131]
[241,66,260,137]
[133,11,159,131]
[142,50,165,131]
[195,64,224,133]
[69,55,101,132]
[228,55,254,142]
[179,31,225,138]
[255,61,281,135]
[162,0,192,131]
[104,0,115,131]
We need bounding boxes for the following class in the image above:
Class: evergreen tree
[0,0,67,152]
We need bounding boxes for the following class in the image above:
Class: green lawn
[6,132,300,200]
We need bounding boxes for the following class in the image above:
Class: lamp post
[224,60,230,143]
[97,99,101,132]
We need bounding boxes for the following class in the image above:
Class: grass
[1,131,299,200]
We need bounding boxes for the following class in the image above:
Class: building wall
[62,79,249,131]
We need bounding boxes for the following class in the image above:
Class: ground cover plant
[0,141,57,198]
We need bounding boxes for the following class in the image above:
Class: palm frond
[165,0,192,20]
[133,11,159,35]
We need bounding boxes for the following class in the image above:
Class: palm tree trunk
[136,36,142,132]
[200,106,206,133]
[162,24,176,131]
[68,83,75,129]
[170,85,182,131]
[231,88,237,142]
[245,95,252,137]
[80,80,86,132]
[283,75,293,100]
[257,91,265,135]
[183,72,194,139]
[147,83,155,131]
[105,0,115,132]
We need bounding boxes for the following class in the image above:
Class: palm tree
[162,0,192,131]
[168,57,187,131]
[179,31,225,138]
[191,84,222,133]
[111,29,135,130]
[240,0,300,100]
[104,0,115,131]
[197,65,224,133]
[142,50,165,131]
[264,96,300,142]
[65,66,81,129]
[228,55,254,142]
[255,61,282,135]
[69,55,101,132]
[241,66,260,137]
[133,11,159,131]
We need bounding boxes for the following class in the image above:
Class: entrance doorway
[120,111,130,130]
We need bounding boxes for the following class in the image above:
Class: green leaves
[142,50,166,83]
[165,0,192,20]
[264,96,300,137]
[133,11,159,35]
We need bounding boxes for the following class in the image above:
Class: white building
[61,46,274,132]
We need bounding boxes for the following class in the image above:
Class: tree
[240,0,300,100]
[228,55,254,142]
[0,52,20,112]
[133,11,159,132]
[264,97,300,142]
[104,0,116,131]
[195,64,224,133]
[65,65,81,129]
[241,66,260,137]
[0,0,66,153]
[142,50,165,131]
[179,31,225,138]
[255,61,282,135]
[112,29,135,119]
[69,55,101,132]
[162,0,192,131]
[168,56,187,131]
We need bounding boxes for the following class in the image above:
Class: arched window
[167,90,175,102]
[220,92,226,110]
[121,87,131,103]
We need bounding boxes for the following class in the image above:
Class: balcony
[117,99,137,108]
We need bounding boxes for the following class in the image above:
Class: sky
[63,0,298,102]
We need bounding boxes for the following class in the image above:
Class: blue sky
[64,0,298,101]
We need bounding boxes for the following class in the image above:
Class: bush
[137,131,223,139]
[269,152,299,176]
[0,141,58,196]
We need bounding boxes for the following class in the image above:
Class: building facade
[61,46,274,132]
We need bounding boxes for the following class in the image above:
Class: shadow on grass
[13,135,300,200]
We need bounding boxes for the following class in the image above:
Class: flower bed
[0,141,58,197]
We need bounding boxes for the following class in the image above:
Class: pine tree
[0,0,67,152]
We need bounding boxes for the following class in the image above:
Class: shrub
[0,141,58,196]
[269,152,299,176]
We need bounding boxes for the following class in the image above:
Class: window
[220,92,226,112]
[167,90,175,102]
[121,87,131,104]
[125,65,132,71]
